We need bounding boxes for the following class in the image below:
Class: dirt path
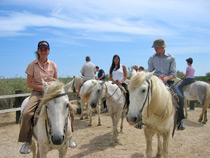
[0,108,210,158]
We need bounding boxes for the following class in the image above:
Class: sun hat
[152,39,167,48]
[38,41,50,49]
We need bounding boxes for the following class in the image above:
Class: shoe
[69,137,77,148]
[75,96,81,100]
[177,122,185,130]
[20,142,31,154]
[102,108,108,113]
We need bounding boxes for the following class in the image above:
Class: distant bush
[195,76,210,82]
[0,77,74,109]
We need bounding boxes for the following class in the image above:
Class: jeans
[178,78,195,95]
[167,82,185,123]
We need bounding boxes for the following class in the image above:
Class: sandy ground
[0,107,210,158]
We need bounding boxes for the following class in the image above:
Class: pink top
[186,66,195,78]
[25,59,57,87]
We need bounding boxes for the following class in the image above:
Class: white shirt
[112,65,124,82]
[80,61,96,81]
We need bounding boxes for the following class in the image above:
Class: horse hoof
[80,117,83,120]
[97,123,101,126]
[156,154,161,158]
[88,124,92,126]
[198,119,202,122]
[202,121,206,124]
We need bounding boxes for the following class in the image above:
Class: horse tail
[204,84,210,107]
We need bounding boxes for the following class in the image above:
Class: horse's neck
[105,83,122,100]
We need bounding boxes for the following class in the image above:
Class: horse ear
[64,79,74,93]
[42,79,48,91]
[146,71,155,81]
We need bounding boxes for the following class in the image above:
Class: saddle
[117,84,129,111]
[182,81,195,91]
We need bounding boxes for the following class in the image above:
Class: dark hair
[139,66,144,70]
[109,54,120,74]
[96,66,99,69]
[186,57,193,65]
[86,56,90,61]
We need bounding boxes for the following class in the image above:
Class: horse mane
[80,80,96,104]
[39,81,64,107]
[129,71,147,92]
[129,71,174,119]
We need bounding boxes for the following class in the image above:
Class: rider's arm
[27,74,44,91]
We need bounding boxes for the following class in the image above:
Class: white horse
[80,79,127,144]
[173,77,210,123]
[126,71,175,158]
[20,80,76,158]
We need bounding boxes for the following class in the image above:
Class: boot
[69,137,77,148]
[20,142,31,154]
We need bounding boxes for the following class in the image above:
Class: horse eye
[142,89,146,93]
[66,104,69,108]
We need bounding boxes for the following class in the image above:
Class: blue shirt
[148,51,177,77]
[98,69,106,81]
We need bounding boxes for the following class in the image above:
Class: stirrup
[69,137,77,148]
[20,142,31,154]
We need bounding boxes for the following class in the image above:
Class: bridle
[45,92,69,145]
[135,79,152,127]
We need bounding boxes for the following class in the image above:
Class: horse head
[40,80,71,145]
[126,71,154,125]
[80,80,105,108]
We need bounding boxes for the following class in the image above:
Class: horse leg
[80,103,84,120]
[36,143,40,158]
[85,103,89,119]
[162,131,170,158]
[144,127,154,158]
[31,140,36,158]
[204,111,208,124]
[184,99,188,118]
[59,144,68,158]
[156,134,162,158]
[97,103,101,126]
[120,110,126,133]
[88,105,92,126]
[38,145,48,158]
[201,102,209,124]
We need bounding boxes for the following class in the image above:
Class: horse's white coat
[80,80,127,144]
[173,77,210,123]
[21,80,75,158]
[127,71,175,158]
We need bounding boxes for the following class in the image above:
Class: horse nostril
[134,117,138,123]
[91,103,97,108]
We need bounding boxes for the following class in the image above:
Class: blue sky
[0,0,210,78]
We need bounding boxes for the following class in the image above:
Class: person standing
[109,54,129,106]
[178,58,195,95]
[77,56,96,98]
[18,41,58,154]
[148,39,185,130]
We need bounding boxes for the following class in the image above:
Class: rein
[104,83,125,103]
